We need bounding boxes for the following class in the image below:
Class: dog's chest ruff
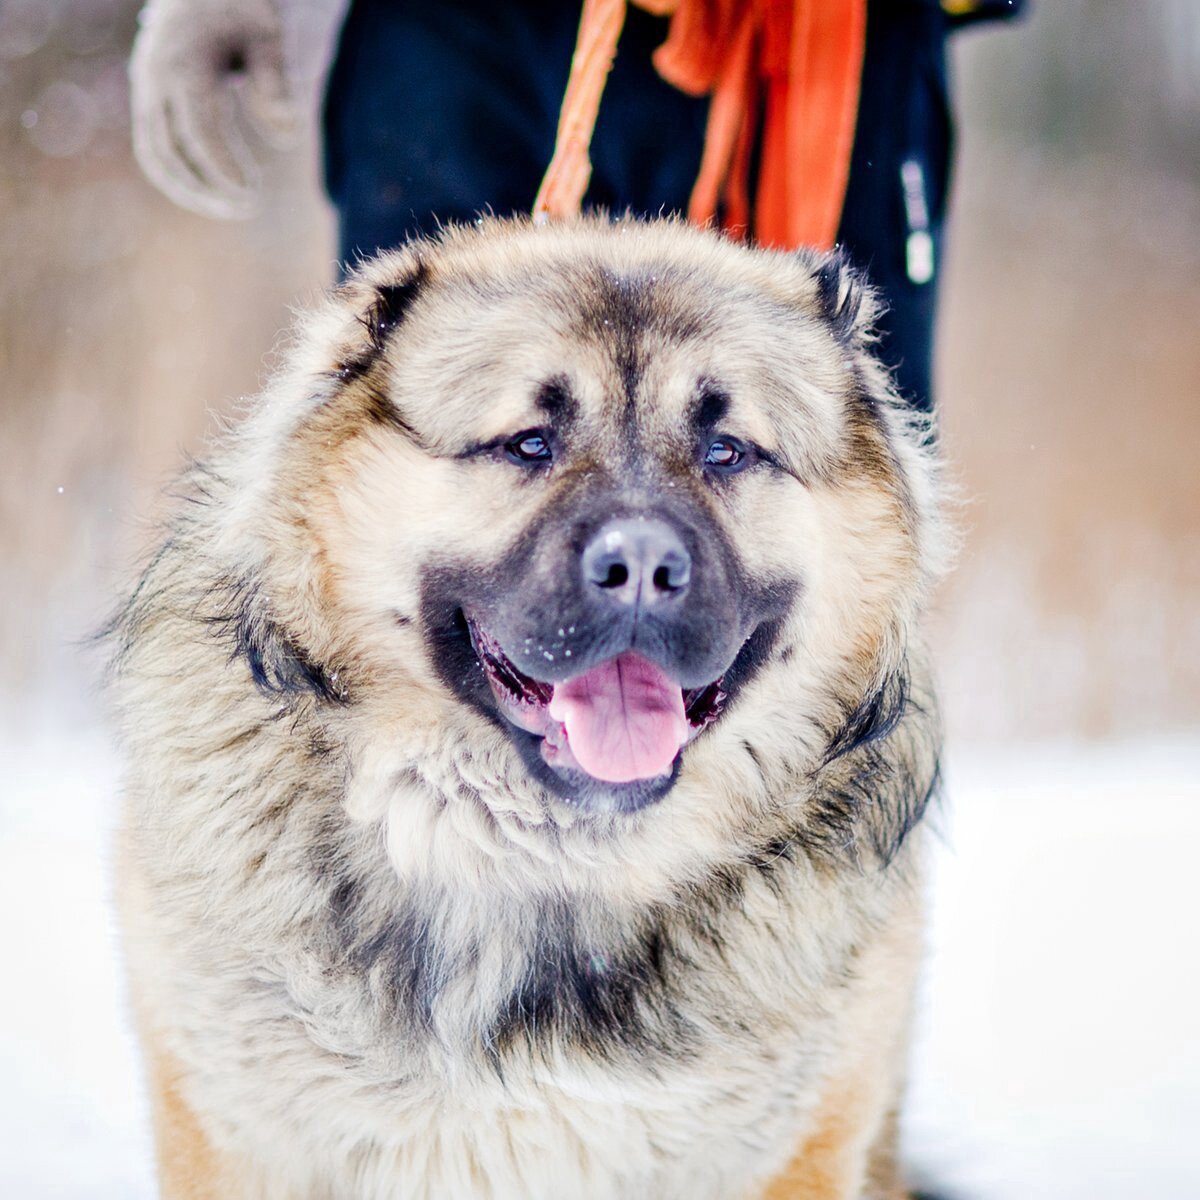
[156,907,833,1198]
[131,762,871,1200]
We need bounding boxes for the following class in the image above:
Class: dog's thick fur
[110,217,946,1200]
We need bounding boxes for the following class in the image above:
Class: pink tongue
[547,653,687,784]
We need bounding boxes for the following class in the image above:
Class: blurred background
[1,2,1197,1197]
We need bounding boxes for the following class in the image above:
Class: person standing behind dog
[128,0,1023,414]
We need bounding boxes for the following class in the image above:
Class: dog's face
[228,220,939,846]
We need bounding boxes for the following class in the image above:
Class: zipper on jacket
[900,157,935,285]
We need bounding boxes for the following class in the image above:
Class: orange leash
[532,0,627,223]
[534,0,867,252]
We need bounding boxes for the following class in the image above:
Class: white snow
[905,740,1200,1198]
[0,733,154,1198]
[1,732,1197,1197]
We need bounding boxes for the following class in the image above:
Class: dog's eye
[703,437,747,470]
[505,431,553,465]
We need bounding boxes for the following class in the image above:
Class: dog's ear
[797,246,880,349]
[334,254,429,382]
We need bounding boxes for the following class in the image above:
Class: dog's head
[213,219,943,885]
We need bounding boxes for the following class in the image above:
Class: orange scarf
[533,0,867,251]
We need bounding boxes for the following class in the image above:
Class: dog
[109,216,946,1199]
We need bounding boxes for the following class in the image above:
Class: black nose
[581,518,692,607]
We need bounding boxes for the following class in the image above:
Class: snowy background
[2,2,1199,1196]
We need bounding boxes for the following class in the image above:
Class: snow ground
[2,733,1197,1198]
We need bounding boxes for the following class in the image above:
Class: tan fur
[143,1040,229,1200]
[758,880,924,1200]
[118,842,241,1200]
[112,217,947,1199]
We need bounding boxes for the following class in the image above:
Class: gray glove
[129,0,298,219]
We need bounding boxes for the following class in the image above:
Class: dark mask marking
[484,898,699,1063]
[824,667,910,764]
[213,575,348,705]
[535,376,576,420]
[692,380,731,432]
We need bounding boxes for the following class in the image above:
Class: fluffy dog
[109,217,945,1199]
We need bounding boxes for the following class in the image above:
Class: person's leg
[586,4,707,218]
[322,0,706,269]
[837,1,953,414]
[323,0,572,265]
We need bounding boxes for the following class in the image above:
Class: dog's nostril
[653,553,690,592]
[600,562,629,589]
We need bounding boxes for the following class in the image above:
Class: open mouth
[466,618,726,787]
